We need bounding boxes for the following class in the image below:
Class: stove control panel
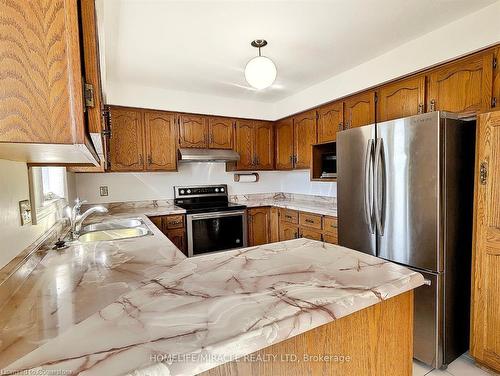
[175,185,227,198]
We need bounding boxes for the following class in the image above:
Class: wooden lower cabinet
[470,110,500,373]
[148,215,187,256]
[270,207,279,243]
[300,228,322,241]
[248,207,271,246]
[279,222,300,241]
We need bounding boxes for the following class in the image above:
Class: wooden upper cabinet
[178,114,208,148]
[0,0,101,164]
[470,110,500,372]
[275,118,294,170]
[208,117,233,149]
[254,121,274,170]
[317,101,343,142]
[234,120,255,170]
[493,48,499,110]
[378,76,426,122]
[109,108,145,171]
[428,53,494,116]
[293,110,317,169]
[248,207,271,246]
[144,111,177,171]
[343,91,376,129]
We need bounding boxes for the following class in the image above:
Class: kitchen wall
[0,160,76,269]
[75,164,336,204]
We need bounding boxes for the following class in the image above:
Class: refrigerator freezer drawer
[412,269,443,369]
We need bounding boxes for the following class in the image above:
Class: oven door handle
[189,210,247,220]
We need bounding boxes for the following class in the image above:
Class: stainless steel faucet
[67,198,108,240]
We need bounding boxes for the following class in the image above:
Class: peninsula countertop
[4,232,424,375]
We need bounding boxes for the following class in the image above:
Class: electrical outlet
[19,199,32,226]
[99,186,109,197]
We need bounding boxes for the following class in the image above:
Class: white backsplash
[75,163,336,204]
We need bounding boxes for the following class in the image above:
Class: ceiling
[100,0,497,103]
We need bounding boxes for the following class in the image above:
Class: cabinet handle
[139,155,144,165]
[289,155,293,165]
[345,120,350,129]
[305,219,315,224]
[430,99,436,112]
[338,122,343,131]
[148,155,152,165]
[418,103,424,114]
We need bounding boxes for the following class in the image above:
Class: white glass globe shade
[244,56,277,89]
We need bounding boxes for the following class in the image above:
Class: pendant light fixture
[244,39,277,90]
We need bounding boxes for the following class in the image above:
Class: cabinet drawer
[299,212,322,230]
[279,208,298,224]
[323,216,338,234]
[301,228,323,241]
[164,215,184,229]
[323,232,338,245]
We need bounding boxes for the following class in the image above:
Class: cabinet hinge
[84,83,95,108]
[101,107,112,138]
[492,97,497,108]
[493,57,497,69]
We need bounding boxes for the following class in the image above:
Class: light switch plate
[19,199,32,226]
[99,186,109,196]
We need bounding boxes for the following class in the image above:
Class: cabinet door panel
[428,53,493,116]
[254,121,274,170]
[317,102,343,142]
[270,207,279,243]
[0,0,81,144]
[248,207,270,246]
[234,120,255,170]
[109,108,144,171]
[470,111,500,372]
[294,110,317,169]
[144,111,177,171]
[493,48,500,111]
[344,91,376,129]
[275,118,294,170]
[209,117,233,149]
[179,115,208,148]
[378,76,426,122]
[300,228,322,241]
[279,222,299,241]
[166,228,187,256]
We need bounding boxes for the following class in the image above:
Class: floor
[413,353,497,376]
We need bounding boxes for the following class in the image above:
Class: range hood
[178,148,240,163]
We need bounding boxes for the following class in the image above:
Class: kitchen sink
[77,218,152,243]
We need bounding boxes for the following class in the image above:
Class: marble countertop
[231,196,338,217]
[5,238,424,376]
[0,214,186,369]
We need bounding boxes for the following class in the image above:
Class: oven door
[186,210,248,257]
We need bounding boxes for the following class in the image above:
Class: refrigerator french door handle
[363,139,375,234]
[374,138,386,236]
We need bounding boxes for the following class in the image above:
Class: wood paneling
[109,108,144,171]
[470,110,500,373]
[234,120,255,170]
[317,102,343,142]
[208,117,233,149]
[428,53,493,117]
[275,118,294,170]
[344,91,376,129]
[254,121,274,170]
[144,111,177,171]
[166,228,187,256]
[200,291,414,376]
[179,114,208,148]
[294,110,317,169]
[248,207,271,246]
[378,76,426,122]
[0,0,84,144]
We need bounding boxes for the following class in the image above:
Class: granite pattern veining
[230,193,337,216]
[0,214,186,368]
[5,239,424,376]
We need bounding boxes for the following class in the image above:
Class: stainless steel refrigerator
[337,112,475,369]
